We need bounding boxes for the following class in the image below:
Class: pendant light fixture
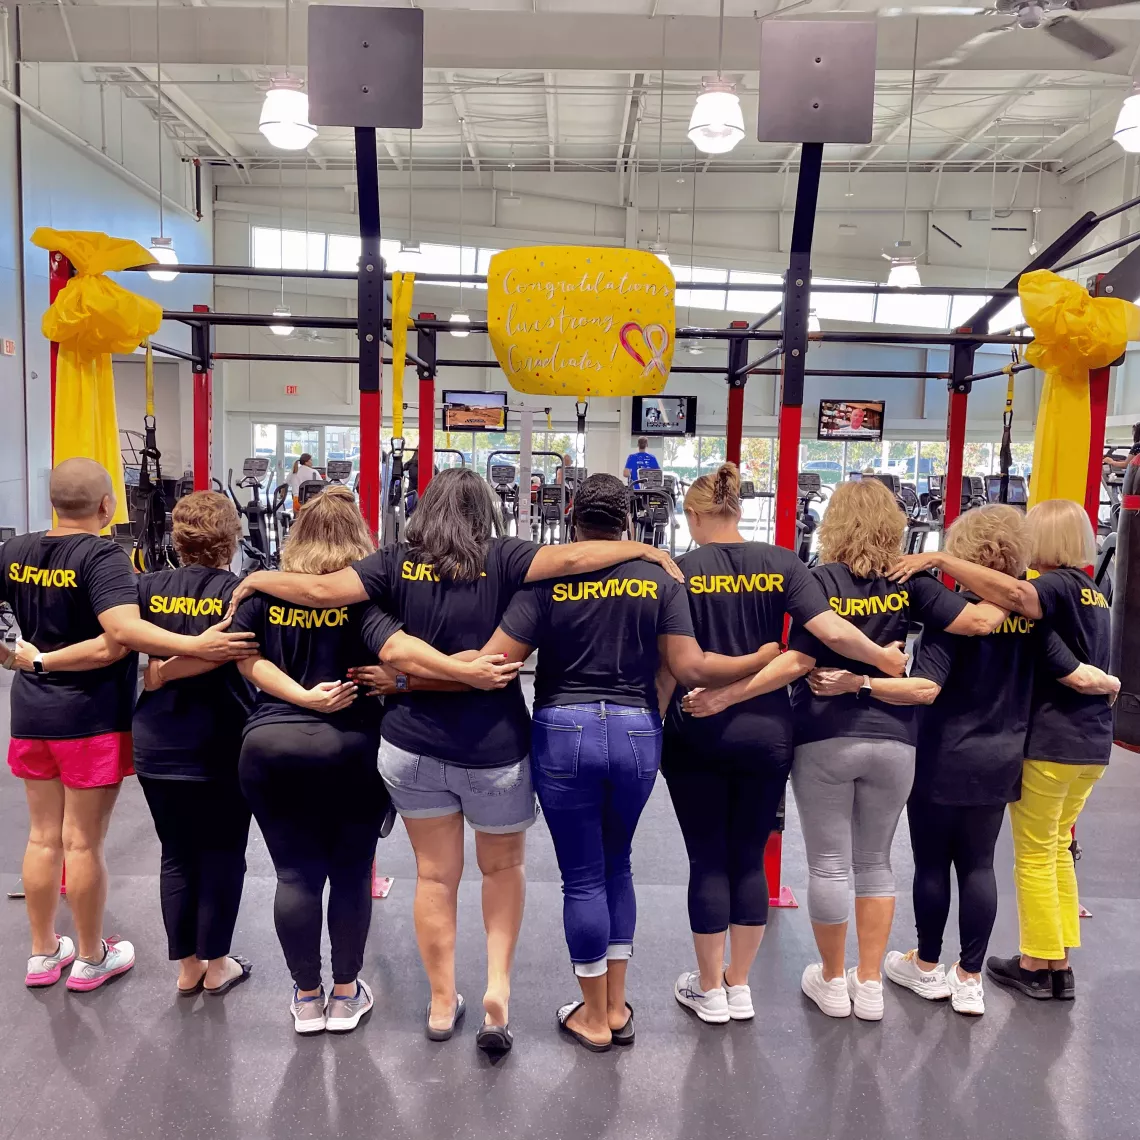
[451,130,470,337]
[148,0,178,282]
[687,0,745,156]
[501,157,521,206]
[649,23,671,269]
[1115,79,1140,152]
[271,161,293,335]
[885,22,921,289]
[260,0,317,152]
[400,130,421,256]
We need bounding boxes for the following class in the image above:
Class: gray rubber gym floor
[2,668,1139,1140]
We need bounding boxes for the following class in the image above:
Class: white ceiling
[15,0,1140,179]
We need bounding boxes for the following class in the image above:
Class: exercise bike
[795,472,825,564]
[228,458,273,571]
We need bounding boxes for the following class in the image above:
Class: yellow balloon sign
[486,246,676,398]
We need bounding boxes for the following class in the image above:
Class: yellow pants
[1009,760,1105,960]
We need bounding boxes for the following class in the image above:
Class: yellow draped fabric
[389,271,416,440]
[1019,269,1140,507]
[30,229,163,527]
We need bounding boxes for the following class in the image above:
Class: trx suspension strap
[133,340,171,571]
[998,350,1017,504]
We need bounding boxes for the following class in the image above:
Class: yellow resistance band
[145,339,155,418]
[390,272,416,439]
[546,409,553,431]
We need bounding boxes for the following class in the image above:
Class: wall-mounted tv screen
[817,399,885,442]
[632,395,697,437]
[442,390,507,431]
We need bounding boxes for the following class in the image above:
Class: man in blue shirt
[623,438,660,484]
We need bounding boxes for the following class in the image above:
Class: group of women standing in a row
[48,462,1117,1049]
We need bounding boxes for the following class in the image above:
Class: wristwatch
[856,676,872,703]
[394,672,410,693]
[32,653,47,675]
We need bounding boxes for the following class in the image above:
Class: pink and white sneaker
[26,935,76,988]
[66,938,135,992]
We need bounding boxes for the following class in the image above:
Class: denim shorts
[378,737,538,834]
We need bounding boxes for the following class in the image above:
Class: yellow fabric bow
[31,228,165,527]
[1018,269,1140,507]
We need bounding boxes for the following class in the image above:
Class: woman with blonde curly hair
[892,497,1120,1006]
[229,486,520,1035]
[777,479,1004,1020]
[812,505,1116,1016]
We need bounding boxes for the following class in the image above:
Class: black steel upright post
[355,126,384,537]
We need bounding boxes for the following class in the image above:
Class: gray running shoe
[326,979,374,1033]
[291,986,328,1034]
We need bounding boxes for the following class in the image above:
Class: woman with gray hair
[230,467,682,1052]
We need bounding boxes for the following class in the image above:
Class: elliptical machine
[228,458,273,571]
[795,472,825,564]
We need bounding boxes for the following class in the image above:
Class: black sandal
[205,955,253,996]
[476,1022,514,1053]
[178,969,207,997]
[557,1001,612,1053]
[426,993,466,1041]
[612,1003,635,1046]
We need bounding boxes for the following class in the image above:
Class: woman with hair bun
[687,478,1006,1022]
[660,464,911,1025]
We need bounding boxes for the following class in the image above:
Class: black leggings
[663,740,788,934]
[908,797,1006,975]
[139,774,252,962]
[239,721,385,991]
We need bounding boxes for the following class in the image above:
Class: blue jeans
[531,702,662,977]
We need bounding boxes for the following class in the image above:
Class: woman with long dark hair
[891,498,1119,1004]
[660,463,908,1024]
[230,466,682,1051]
[230,486,516,1035]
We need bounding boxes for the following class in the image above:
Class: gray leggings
[790,737,916,925]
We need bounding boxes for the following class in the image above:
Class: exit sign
[1,339,15,356]
[284,384,298,396]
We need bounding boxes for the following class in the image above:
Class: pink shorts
[8,733,134,789]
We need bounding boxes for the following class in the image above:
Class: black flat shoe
[426,994,466,1041]
[986,954,1052,1000]
[612,1003,635,1046]
[476,1022,514,1053]
[178,971,206,997]
[557,1001,612,1053]
[205,955,253,996]
[1052,967,1076,1001]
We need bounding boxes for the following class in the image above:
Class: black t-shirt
[230,590,400,735]
[133,565,254,778]
[911,591,1080,806]
[665,542,830,757]
[1025,567,1114,764]
[0,532,140,740]
[353,536,539,767]
[500,560,694,711]
[788,564,969,747]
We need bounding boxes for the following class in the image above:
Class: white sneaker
[846,967,885,1021]
[800,963,851,1018]
[26,934,76,988]
[946,963,985,1016]
[65,937,135,992]
[326,979,374,1033]
[291,985,328,1034]
[884,949,951,1001]
[726,982,755,1021]
[674,970,730,1024]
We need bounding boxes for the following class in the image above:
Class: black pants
[239,721,385,990]
[662,740,788,934]
[908,797,1006,975]
[139,774,252,962]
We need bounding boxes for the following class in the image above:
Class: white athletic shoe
[726,982,755,1021]
[326,979,374,1033]
[884,949,952,1001]
[846,967,885,1021]
[65,938,135,992]
[801,963,851,1018]
[946,963,985,1016]
[674,970,730,1024]
[291,985,328,1034]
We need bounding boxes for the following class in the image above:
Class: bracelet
[1,653,14,671]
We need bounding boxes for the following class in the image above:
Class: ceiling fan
[895,0,1132,64]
